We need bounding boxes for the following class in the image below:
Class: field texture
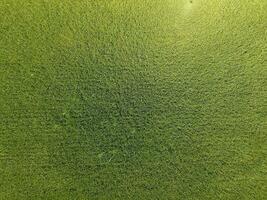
[0,0,266,199]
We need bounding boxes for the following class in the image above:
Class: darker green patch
[0,0,266,199]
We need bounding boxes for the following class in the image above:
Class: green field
[0,0,266,199]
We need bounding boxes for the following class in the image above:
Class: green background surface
[0,0,266,199]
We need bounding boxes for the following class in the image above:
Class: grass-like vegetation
[0,0,266,199]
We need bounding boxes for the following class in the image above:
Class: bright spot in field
[183,0,198,15]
